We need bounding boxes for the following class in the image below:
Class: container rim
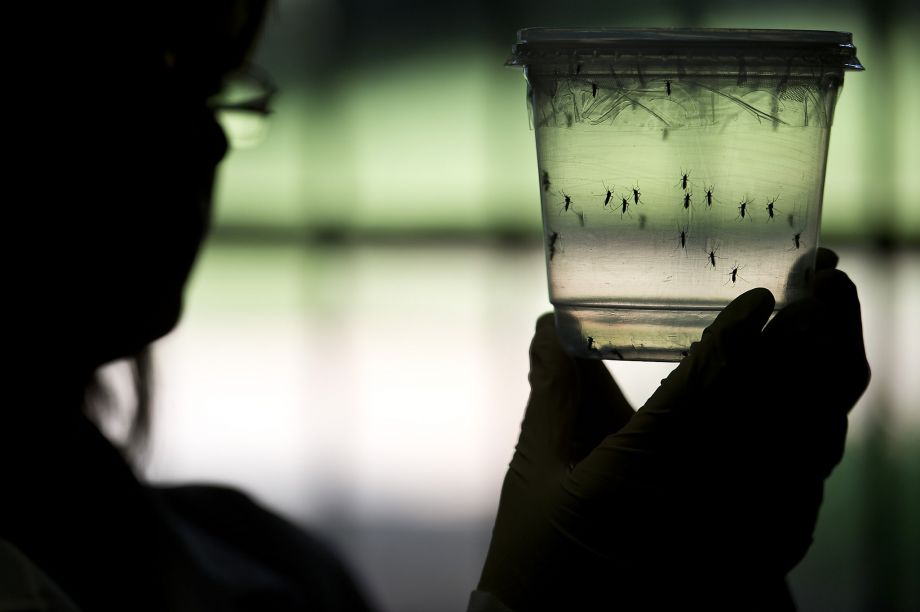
[508,27,864,71]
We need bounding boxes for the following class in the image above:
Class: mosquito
[765,195,780,221]
[683,191,693,210]
[737,197,753,221]
[665,79,672,96]
[704,186,714,208]
[792,231,804,250]
[591,81,598,98]
[619,195,631,217]
[678,169,691,190]
[704,241,723,269]
[596,181,614,208]
[725,263,746,286]
[677,223,689,250]
[559,192,573,214]
[632,183,641,206]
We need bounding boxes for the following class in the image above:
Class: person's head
[62,1,269,376]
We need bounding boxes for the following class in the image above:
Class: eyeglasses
[208,65,278,149]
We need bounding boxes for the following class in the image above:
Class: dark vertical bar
[861,0,900,607]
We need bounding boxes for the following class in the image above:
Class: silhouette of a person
[4,3,373,611]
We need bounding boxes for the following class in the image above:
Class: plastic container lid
[508,28,863,72]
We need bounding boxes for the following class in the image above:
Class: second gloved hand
[477,250,869,611]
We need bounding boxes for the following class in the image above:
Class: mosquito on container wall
[676,223,690,251]
[704,240,723,269]
[724,262,746,286]
[595,181,614,209]
[559,192,574,214]
[704,186,715,208]
[737,197,753,221]
[618,195,631,217]
[765,195,781,221]
[787,213,807,251]
[677,169,691,190]
[682,191,693,211]
[632,183,641,206]
[665,79,672,96]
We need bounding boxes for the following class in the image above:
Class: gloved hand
[477,248,870,611]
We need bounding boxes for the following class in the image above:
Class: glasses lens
[216,109,270,149]
[211,69,276,149]
[218,71,271,108]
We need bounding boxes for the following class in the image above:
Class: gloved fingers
[518,313,634,472]
[698,287,776,350]
[637,288,775,419]
[762,268,869,410]
[515,313,576,471]
[811,268,871,406]
[756,268,867,477]
[566,289,775,495]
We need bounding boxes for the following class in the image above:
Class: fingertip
[532,312,564,354]
[700,287,775,344]
[731,287,776,329]
[738,288,776,338]
[532,313,563,355]
[813,269,859,308]
[529,312,572,381]
[815,248,839,271]
[747,287,777,317]
[536,312,556,333]
[810,269,870,397]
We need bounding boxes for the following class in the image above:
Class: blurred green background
[212,1,919,241]
[120,1,920,611]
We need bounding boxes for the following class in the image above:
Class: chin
[84,293,185,370]
[144,293,184,344]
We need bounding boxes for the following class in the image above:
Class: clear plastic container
[508,28,863,361]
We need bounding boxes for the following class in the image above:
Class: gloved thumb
[516,313,634,475]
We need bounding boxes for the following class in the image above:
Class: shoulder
[0,538,83,612]
[156,484,375,611]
